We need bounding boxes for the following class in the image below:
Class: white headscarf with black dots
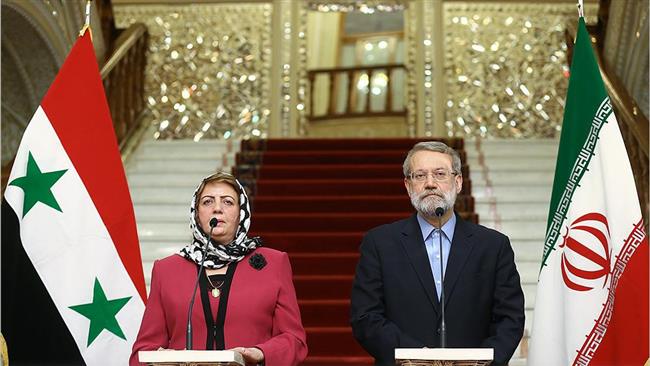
[179,174,261,268]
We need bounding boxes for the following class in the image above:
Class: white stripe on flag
[4,106,144,364]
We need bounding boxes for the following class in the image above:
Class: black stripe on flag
[2,199,85,365]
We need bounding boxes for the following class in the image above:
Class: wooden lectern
[395,348,493,366]
[139,350,244,366]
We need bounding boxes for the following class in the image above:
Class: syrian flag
[1,32,146,364]
[528,17,648,366]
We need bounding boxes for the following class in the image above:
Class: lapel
[442,213,476,308]
[399,213,440,315]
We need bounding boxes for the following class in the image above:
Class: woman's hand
[231,347,264,365]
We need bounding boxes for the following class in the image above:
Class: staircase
[234,138,476,365]
[126,139,239,285]
[467,138,558,366]
[127,137,557,366]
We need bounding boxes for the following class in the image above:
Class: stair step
[476,219,547,241]
[127,159,234,174]
[291,253,359,276]
[476,204,549,220]
[136,140,239,158]
[253,164,405,180]
[128,173,226,187]
[241,138,463,152]
[299,299,350,327]
[467,148,558,158]
[305,327,367,356]
[250,232,365,253]
[469,138,558,147]
[469,171,554,184]
[466,158,556,170]
[254,179,472,197]
[253,196,473,214]
[293,275,536,308]
[243,151,409,165]
[473,184,552,200]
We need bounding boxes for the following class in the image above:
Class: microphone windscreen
[435,207,445,217]
[209,217,218,228]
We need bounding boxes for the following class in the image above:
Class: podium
[139,350,244,366]
[395,348,493,366]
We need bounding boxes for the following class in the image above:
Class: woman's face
[196,181,240,245]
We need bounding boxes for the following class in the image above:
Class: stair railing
[100,23,149,153]
[307,63,406,121]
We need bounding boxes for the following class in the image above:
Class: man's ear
[455,174,463,194]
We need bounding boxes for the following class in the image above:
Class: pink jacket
[130,248,308,365]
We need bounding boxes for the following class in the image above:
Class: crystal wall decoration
[114,4,272,140]
[295,4,309,136]
[404,3,417,137]
[443,2,598,138]
[422,1,434,136]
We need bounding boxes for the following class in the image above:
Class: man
[350,141,524,366]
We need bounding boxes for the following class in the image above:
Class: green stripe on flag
[541,17,611,267]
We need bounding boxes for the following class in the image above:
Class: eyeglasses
[407,170,457,182]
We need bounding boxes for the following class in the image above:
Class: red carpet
[235,138,476,365]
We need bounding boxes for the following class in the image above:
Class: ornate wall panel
[114,4,272,140]
[443,2,597,138]
[604,0,649,118]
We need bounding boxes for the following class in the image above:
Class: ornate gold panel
[114,4,272,140]
[443,2,598,138]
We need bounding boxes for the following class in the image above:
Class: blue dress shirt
[417,213,456,300]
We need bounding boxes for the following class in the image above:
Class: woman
[130,171,308,366]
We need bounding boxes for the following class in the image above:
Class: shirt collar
[417,212,457,243]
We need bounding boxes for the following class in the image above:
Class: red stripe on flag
[574,221,648,365]
[40,32,147,302]
[588,236,648,365]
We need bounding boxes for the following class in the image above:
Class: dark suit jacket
[350,212,525,366]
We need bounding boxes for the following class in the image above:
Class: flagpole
[79,0,93,40]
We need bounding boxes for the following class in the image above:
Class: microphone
[186,217,219,350]
[209,217,218,228]
[434,207,447,348]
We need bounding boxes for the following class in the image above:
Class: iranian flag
[528,17,648,366]
[1,32,146,364]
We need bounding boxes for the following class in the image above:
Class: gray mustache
[417,190,443,199]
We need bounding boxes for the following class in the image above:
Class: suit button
[436,328,441,334]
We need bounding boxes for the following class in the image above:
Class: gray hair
[402,141,462,177]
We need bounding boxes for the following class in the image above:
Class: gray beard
[408,186,457,217]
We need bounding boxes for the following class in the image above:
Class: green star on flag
[8,151,67,217]
[69,278,132,346]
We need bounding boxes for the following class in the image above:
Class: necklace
[206,275,225,298]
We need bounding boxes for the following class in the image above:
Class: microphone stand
[186,218,218,350]
[435,207,447,348]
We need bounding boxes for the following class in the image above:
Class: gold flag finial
[79,0,93,40]
[577,0,585,18]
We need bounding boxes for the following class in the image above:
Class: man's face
[404,151,463,217]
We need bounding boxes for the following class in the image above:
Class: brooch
[249,253,267,270]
